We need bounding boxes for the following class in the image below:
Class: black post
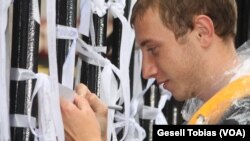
[109,0,134,139]
[10,0,40,140]
[141,84,161,141]
[163,98,184,125]
[236,0,250,47]
[111,18,122,67]
[111,0,132,71]
[56,0,77,83]
[80,12,108,95]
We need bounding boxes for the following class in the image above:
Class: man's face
[134,8,204,101]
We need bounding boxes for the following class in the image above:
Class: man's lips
[159,80,170,89]
[157,80,169,86]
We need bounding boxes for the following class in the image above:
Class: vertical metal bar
[163,98,184,125]
[141,84,160,141]
[10,0,40,140]
[80,36,92,91]
[110,1,133,139]
[80,13,107,95]
[111,0,134,95]
[111,0,132,69]
[129,47,135,95]
[111,18,122,67]
[56,0,77,83]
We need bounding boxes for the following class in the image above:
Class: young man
[131,0,250,124]
[60,0,250,140]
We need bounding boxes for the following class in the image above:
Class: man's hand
[60,84,108,141]
[75,84,108,141]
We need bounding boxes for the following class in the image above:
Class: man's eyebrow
[139,39,153,48]
[135,39,155,49]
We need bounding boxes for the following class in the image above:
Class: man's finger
[86,93,108,115]
[75,83,91,98]
[74,95,92,111]
[60,97,78,116]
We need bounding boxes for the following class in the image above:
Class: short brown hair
[131,0,237,40]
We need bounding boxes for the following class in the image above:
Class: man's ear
[193,15,214,48]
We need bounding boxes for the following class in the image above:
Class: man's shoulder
[219,96,250,125]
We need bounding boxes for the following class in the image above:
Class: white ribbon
[10,114,36,129]
[78,1,124,138]
[131,48,144,124]
[131,71,169,139]
[78,0,146,140]
[79,0,91,36]
[114,78,155,141]
[91,0,109,17]
[76,38,122,87]
[10,68,75,141]
[100,63,120,141]
[32,0,40,24]
[155,87,172,125]
[0,0,11,140]
[79,0,110,36]
[109,0,125,18]
[77,38,123,141]
[114,113,146,141]
[46,0,65,140]
[57,25,78,89]
[10,68,55,140]
[130,79,155,119]
[140,91,170,125]
[57,25,78,40]
[154,97,169,125]
[74,58,82,86]
[109,1,135,140]
[133,49,143,101]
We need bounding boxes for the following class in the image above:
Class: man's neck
[199,39,239,102]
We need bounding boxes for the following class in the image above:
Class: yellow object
[188,75,250,124]
[38,64,49,74]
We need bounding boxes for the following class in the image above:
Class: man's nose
[142,58,158,79]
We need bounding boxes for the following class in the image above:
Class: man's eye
[147,47,157,54]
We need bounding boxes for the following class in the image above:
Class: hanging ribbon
[10,68,55,140]
[109,1,135,140]
[74,58,82,86]
[131,48,143,139]
[32,0,40,24]
[77,37,123,141]
[100,63,120,141]
[79,0,109,37]
[79,0,91,36]
[133,49,169,127]
[140,88,171,125]
[46,0,65,140]
[129,47,144,140]
[114,112,146,141]
[10,68,75,140]
[155,88,172,125]
[113,78,155,141]
[78,0,153,140]
[133,49,143,101]
[91,0,109,17]
[0,0,11,140]
[57,25,78,89]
